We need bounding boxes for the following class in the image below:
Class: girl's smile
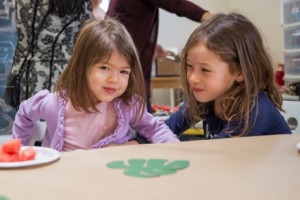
[103,87,117,94]
[192,87,204,93]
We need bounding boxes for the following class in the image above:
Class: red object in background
[275,64,284,87]
[275,71,284,86]
[151,104,179,113]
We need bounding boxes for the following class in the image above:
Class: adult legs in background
[146,97,152,113]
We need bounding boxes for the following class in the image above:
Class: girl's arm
[12,90,53,145]
[165,105,191,136]
[133,105,190,143]
[132,112,179,143]
[129,100,179,143]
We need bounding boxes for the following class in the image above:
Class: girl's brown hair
[55,18,146,119]
[181,13,283,137]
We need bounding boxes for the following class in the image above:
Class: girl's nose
[189,72,200,83]
[108,72,119,83]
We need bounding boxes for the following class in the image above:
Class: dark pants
[146,97,153,113]
[136,97,152,144]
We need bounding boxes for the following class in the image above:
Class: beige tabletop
[1,134,300,200]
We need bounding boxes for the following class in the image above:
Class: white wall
[153,0,284,106]
[229,0,284,68]
[157,0,230,53]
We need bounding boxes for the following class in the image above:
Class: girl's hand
[154,44,170,60]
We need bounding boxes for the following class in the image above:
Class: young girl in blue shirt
[166,13,291,138]
[13,18,179,151]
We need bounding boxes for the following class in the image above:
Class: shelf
[282,93,300,101]
[283,49,300,53]
[282,0,300,24]
[283,21,300,28]
[282,0,300,78]
[284,74,300,81]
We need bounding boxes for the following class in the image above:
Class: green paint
[107,158,189,178]
[0,196,9,200]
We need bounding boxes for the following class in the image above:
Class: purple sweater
[13,90,179,151]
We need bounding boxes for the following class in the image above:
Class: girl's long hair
[55,18,146,120]
[181,13,283,137]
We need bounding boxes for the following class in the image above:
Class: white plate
[0,146,60,168]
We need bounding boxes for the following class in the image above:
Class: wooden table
[151,76,181,106]
[1,134,300,200]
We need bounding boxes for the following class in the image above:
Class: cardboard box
[155,54,181,76]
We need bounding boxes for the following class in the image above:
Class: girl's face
[88,51,131,103]
[186,44,243,105]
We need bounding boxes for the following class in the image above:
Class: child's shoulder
[256,91,278,113]
[18,90,64,115]
[30,90,63,106]
[257,91,273,105]
[34,89,58,100]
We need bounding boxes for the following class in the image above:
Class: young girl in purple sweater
[12,18,179,151]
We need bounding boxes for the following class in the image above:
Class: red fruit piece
[0,148,20,162]
[21,147,36,161]
[2,139,22,154]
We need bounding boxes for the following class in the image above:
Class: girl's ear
[235,71,244,82]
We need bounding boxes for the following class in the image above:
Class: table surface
[1,134,300,200]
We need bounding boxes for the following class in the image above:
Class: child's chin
[97,97,114,103]
[99,99,113,103]
[196,98,211,104]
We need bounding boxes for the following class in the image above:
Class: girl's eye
[120,70,131,75]
[100,66,110,71]
[202,68,210,72]
[186,64,193,68]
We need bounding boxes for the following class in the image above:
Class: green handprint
[0,196,10,200]
[106,159,189,178]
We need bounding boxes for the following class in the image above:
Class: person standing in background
[106,0,212,113]
[11,0,103,107]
